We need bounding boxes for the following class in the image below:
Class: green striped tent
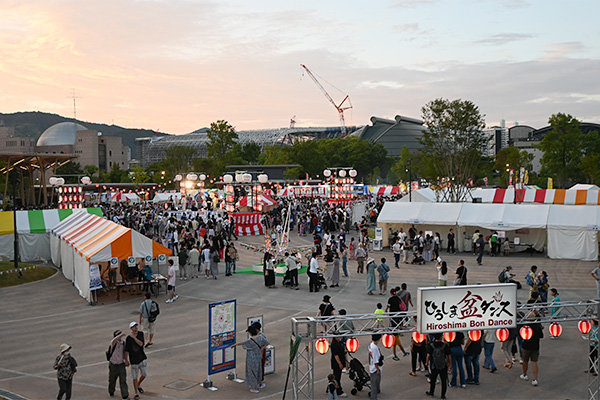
[0,208,103,261]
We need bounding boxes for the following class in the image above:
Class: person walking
[166,259,178,303]
[139,292,158,347]
[447,229,455,254]
[366,258,377,295]
[126,322,147,400]
[475,234,485,265]
[409,330,428,376]
[341,245,349,277]
[107,330,130,399]
[308,252,320,293]
[331,252,341,287]
[377,258,390,295]
[550,288,561,318]
[526,265,538,300]
[436,260,447,286]
[209,245,220,279]
[520,309,543,386]
[202,244,211,279]
[188,243,200,278]
[482,329,498,373]
[368,334,383,400]
[425,333,450,399]
[356,244,366,273]
[454,260,467,286]
[263,252,276,288]
[392,240,402,269]
[54,343,77,400]
[330,336,348,398]
[178,246,189,280]
[464,330,482,385]
[448,331,466,388]
[232,324,265,393]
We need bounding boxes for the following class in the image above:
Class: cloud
[543,41,584,60]
[474,33,533,45]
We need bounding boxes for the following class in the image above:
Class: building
[136,126,358,168]
[0,126,36,154]
[483,120,509,157]
[350,115,425,157]
[36,122,129,171]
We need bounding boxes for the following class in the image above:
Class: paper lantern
[496,328,509,342]
[243,173,252,183]
[258,174,269,183]
[549,322,563,337]
[56,177,65,186]
[81,176,91,185]
[520,325,533,340]
[349,169,357,177]
[412,332,426,344]
[468,330,481,342]
[175,174,183,181]
[187,173,198,181]
[339,169,347,177]
[346,337,359,353]
[443,332,456,343]
[381,333,395,348]
[315,338,329,355]
[199,174,206,181]
[49,177,58,185]
[579,320,592,334]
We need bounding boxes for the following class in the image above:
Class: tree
[419,98,486,201]
[390,146,415,183]
[242,142,262,164]
[164,145,198,176]
[128,166,150,186]
[207,120,238,160]
[55,161,83,183]
[106,163,128,183]
[493,147,534,187]
[538,113,583,188]
[580,129,600,184]
[83,164,98,178]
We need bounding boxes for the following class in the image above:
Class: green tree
[493,146,534,187]
[128,166,151,186]
[164,145,198,176]
[390,146,415,183]
[580,130,600,184]
[419,98,486,201]
[242,142,262,164]
[207,120,238,160]
[56,161,83,183]
[106,163,128,183]
[83,164,98,178]
[538,113,584,188]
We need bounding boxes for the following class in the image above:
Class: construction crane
[300,64,352,137]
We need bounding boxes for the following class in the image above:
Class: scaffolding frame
[291,299,600,400]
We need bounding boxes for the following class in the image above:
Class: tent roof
[569,184,600,191]
[547,205,600,230]
[377,202,462,225]
[398,188,436,203]
[0,208,102,235]
[52,212,171,261]
[458,203,550,230]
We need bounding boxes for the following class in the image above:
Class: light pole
[405,159,412,202]
[10,172,21,277]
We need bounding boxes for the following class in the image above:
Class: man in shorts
[385,288,408,360]
[139,292,157,347]
[520,309,544,387]
[126,322,147,400]
[166,259,178,303]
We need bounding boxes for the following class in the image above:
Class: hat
[506,265,512,270]
[129,321,138,328]
[366,257,375,265]
[59,343,71,354]
[322,295,331,302]
[371,334,382,341]
[113,329,122,337]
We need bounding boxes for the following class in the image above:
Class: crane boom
[300,64,352,136]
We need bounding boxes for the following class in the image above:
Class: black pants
[447,240,455,253]
[477,249,483,264]
[108,363,129,399]
[308,271,318,292]
[394,253,400,268]
[108,269,117,286]
[428,367,448,398]
[57,378,72,400]
[290,269,298,287]
[411,346,427,372]
[332,364,344,395]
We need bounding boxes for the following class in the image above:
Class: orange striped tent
[50,211,171,301]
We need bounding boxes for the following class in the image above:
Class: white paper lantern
[175,174,183,181]
[187,173,198,181]
[56,177,65,186]
[349,169,357,177]
[179,182,185,187]
[199,174,206,181]
[339,170,347,177]
[258,174,269,183]
[323,169,331,177]
[243,173,252,183]
[81,176,91,185]
[235,173,244,183]
[49,177,58,185]
[223,174,234,184]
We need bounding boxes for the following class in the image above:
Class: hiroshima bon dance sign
[417,284,517,334]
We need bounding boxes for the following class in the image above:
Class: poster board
[89,264,103,290]
[208,299,237,375]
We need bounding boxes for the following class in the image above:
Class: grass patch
[0,261,56,288]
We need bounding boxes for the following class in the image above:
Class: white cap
[129,321,138,328]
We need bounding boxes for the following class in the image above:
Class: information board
[208,299,237,375]
[417,284,517,334]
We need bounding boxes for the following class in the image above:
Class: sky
[0,0,599,134]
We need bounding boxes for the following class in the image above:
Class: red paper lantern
[468,330,481,342]
[315,338,329,355]
[412,332,426,344]
[549,322,563,337]
[443,332,456,343]
[520,325,533,340]
[496,328,509,342]
[579,320,592,334]
[346,337,359,353]
[382,333,395,348]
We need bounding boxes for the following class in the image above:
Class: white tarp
[547,205,600,261]
[398,188,436,203]
[152,192,182,203]
[458,203,550,230]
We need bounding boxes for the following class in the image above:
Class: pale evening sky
[0,0,599,134]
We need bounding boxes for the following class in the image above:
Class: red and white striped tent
[230,212,266,236]
[370,186,400,196]
[237,194,277,208]
[471,188,600,205]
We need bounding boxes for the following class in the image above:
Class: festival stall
[470,187,600,205]
[237,194,277,212]
[50,212,172,301]
[152,192,183,203]
[230,212,266,236]
[398,188,436,203]
[547,205,600,261]
[370,185,401,196]
[110,192,140,203]
[0,208,102,262]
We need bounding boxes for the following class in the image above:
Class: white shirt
[167,265,176,286]
[202,248,211,263]
[309,257,319,274]
[368,342,381,373]
[392,243,401,255]
[286,256,299,271]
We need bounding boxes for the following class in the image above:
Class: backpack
[431,342,447,370]
[145,300,160,323]
[498,270,507,283]
[399,293,408,312]
[105,343,116,361]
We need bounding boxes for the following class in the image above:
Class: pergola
[0,153,76,207]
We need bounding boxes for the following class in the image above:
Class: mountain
[0,111,170,159]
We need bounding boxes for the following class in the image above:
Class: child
[374,303,385,328]
[326,373,339,400]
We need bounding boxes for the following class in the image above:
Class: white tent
[152,192,182,203]
[398,188,436,203]
[547,205,600,261]
[569,184,600,191]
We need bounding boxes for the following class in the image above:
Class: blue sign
[208,299,237,375]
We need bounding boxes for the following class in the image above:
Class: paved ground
[0,231,597,400]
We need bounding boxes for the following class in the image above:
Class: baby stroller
[315,272,328,290]
[348,355,371,396]
[282,268,293,287]
[411,251,425,265]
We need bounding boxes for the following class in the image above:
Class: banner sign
[145,255,153,264]
[208,299,237,375]
[417,284,517,333]
[158,254,167,264]
[127,256,136,266]
[109,257,119,269]
[89,264,103,290]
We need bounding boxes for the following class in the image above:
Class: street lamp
[405,159,412,202]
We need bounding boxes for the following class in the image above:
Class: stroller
[348,355,371,396]
[282,268,293,287]
[315,272,327,290]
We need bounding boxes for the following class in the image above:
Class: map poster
[89,264,103,290]
[208,299,236,375]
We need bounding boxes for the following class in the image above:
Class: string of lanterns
[314,320,594,355]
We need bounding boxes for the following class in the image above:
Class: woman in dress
[232,325,267,393]
[365,258,377,295]
[323,248,334,285]
[348,237,356,260]
[263,252,276,288]
[331,252,341,287]
[209,245,219,279]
